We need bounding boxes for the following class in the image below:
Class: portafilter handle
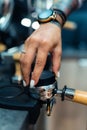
[57,86,87,105]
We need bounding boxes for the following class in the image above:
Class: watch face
[38,9,53,20]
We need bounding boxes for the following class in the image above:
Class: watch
[38,9,63,26]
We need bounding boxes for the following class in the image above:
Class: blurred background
[0,0,87,52]
[0,0,87,130]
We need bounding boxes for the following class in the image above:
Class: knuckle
[36,59,43,67]
[56,46,62,57]
[58,48,62,56]
[29,36,39,43]
[20,57,28,66]
[40,39,51,51]
[25,36,40,48]
[19,55,23,64]
[41,38,50,45]
[24,37,30,45]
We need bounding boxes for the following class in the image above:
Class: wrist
[50,20,62,28]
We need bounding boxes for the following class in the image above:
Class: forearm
[52,0,85,17]
[50,0,85,27]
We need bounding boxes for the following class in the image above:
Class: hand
[20,22,62,86]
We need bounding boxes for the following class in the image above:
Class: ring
[21,49,26,54]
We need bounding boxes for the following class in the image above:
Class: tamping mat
[0,82,39,110]
[0,71,55,110]
[0,70,56,124]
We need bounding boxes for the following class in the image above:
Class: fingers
[52,43,62,76]
[31,47,48,85]
[20,42,62,86]
[20,45,36,86]
[20,39,49,86]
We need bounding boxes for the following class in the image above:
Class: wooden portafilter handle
[57,86,87,105]
[73,90,87,105]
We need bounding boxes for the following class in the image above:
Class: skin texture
[20,22,62,86]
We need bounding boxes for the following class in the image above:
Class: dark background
[0,0,87,51]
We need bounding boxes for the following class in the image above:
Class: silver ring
[21,49,26,54]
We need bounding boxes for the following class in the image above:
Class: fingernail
[30,80,35,88]
[23,80,27,87]
[56,71,60,78]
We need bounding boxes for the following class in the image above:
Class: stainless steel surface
[0,0,14,31]
[30,82,56,101]
[57,87,75,101]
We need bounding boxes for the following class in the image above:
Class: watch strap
[53,9,66,25]
[54,12,65,27]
